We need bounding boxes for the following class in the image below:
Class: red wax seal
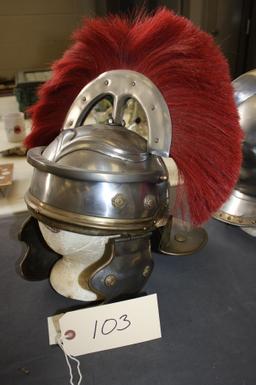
[14,125,22,134]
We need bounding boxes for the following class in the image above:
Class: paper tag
[48,294,161,356]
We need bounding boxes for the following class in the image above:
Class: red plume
[25,8,242,225]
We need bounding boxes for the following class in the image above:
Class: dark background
[105,0,256,79]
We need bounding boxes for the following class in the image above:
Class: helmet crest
[25,8,242,225]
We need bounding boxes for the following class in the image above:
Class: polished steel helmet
[20,70,173,301]
[214,69,256,228]
[25,70,171,235]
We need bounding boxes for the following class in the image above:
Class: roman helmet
[214,69,256,234]
[19,9,242,302]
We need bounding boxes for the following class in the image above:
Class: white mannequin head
[39,222,114,301]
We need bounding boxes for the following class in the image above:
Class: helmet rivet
[104,80,109,86]
[131,81,136,86]
[144,194,156,209]
[154,137,159,143]
[142,265,151,278]
[175,233,187,242]
[105,275,117,287]
[151,105,155,111]
[68,120,73,127]
[112,193,127,209]
[81,96,86,102]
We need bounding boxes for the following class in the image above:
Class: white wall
[0,0,97,79]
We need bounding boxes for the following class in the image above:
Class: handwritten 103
[93,314,131,338]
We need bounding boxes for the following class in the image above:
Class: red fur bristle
[25,8,243,225]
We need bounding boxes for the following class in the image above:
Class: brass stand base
[157,218,208,256]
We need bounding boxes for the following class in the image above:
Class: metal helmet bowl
[20,70,173,301]
[25,123,169,235]
[214,69,256,228]
[25,70,172,235]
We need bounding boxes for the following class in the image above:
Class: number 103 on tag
[57,294,161,356]
[93,314,131,338]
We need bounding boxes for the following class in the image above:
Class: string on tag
[57,334,83,385]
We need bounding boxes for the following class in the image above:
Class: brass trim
[213,210,256,227]
[25,191,162,232]
[79,240,115,299]
[159,217,208,256]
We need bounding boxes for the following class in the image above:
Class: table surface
[1,212,256,385]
